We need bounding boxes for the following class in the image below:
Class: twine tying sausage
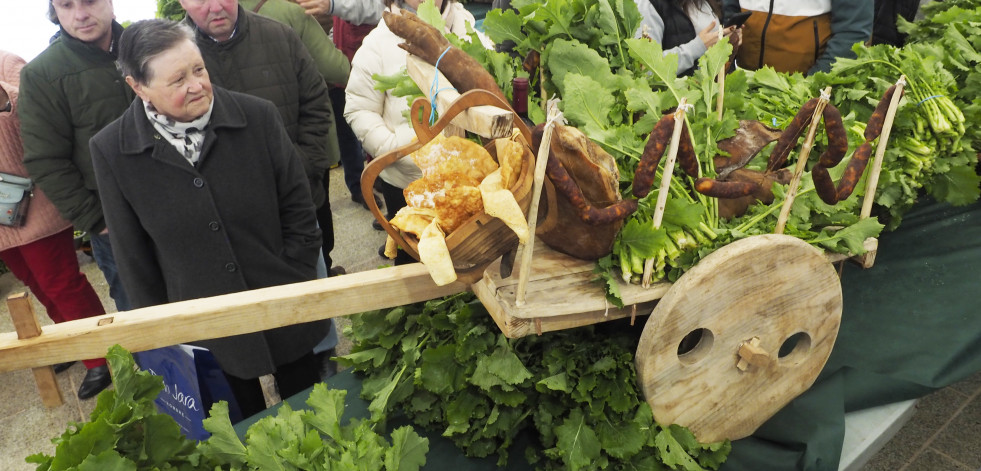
[428,46,457,125]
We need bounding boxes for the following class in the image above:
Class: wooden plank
[0,264,467,373]
[10,292,42,339]
[825,237,878,268]
[32,368,63,408]
[405,55,514,139]
[474,235,872,339]
[7,292,64,407]
[475,241,669,338]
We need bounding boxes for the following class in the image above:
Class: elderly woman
[90,19,327,418]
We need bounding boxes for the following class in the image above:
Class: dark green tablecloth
[238,199,981,471]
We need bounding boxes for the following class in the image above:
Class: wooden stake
[716,29,726,121]
[861,76,906,219]
[515,103,561,306]
[7,292,64,408]
[775,87,832,234]
[642,99,689,287]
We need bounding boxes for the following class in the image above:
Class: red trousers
[0,228,107,369]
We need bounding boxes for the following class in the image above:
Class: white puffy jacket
[344,2,486,189]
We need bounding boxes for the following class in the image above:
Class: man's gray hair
[47,1,59,25]
[118,19,198,84]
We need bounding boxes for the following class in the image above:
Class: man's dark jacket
[18,22,134,233]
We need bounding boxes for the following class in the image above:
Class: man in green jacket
[240,0,353,278]
[18,0,133,400]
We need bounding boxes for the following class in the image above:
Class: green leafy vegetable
[341,293,730,470]
[30,346,430,471]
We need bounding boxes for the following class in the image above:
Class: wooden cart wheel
[635,234,842,443]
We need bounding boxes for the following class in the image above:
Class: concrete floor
[0,166,979,470]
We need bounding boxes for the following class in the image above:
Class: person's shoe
[372,219,384,231]
[352,191,383,212]
[378,244,389,258]
[77,365,112,400]
[351,191,370,210]
[53,361,76,374]
[320,348,338,380]
[328,266,346,277]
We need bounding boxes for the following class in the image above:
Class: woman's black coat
[90,86,327,379]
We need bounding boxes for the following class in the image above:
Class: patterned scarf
[143,99,214,165]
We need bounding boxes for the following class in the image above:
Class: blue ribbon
[429,46,457,125]
[916,94,943,107]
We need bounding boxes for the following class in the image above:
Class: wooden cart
[0,59,898,444]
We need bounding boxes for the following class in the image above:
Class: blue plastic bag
[135,345,242,441]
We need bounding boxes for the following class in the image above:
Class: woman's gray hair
[118,19,197,85]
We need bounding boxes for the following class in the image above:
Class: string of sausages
[686,98,847,201]
[812,85,901,204]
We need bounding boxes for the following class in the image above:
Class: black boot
[53,361,76,373]
[77,365,112,400]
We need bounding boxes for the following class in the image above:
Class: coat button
[193,177,204,188]
[224,262,237,272]
[209,221,220,231]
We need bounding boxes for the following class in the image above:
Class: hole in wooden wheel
[777,332,811,365]
[677,328,714,365]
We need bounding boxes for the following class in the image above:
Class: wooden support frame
[7,292,64,407]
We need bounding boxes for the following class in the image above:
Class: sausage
[693,178,757,198]
[544,147,637,225]
[582,199,640,225]
[522,50,541,75]
[633,113,675,198]
[819,104,848,167]
[676,121,700,178]
[864,85,897,141]
[385,11,508,103]
[543,149,587,210]
[811,165,838,205]
[835,142,874,201]
[766,98,818,172]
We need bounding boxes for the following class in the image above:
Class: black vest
[650,0,698,75]
[871,0,920,47]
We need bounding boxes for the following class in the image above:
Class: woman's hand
[295,0,331,17]
[699,22,741,50]
[698,21,720,49]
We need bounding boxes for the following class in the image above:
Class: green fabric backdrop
[723,198,981,470]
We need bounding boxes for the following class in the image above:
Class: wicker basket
[361,89,538,281]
